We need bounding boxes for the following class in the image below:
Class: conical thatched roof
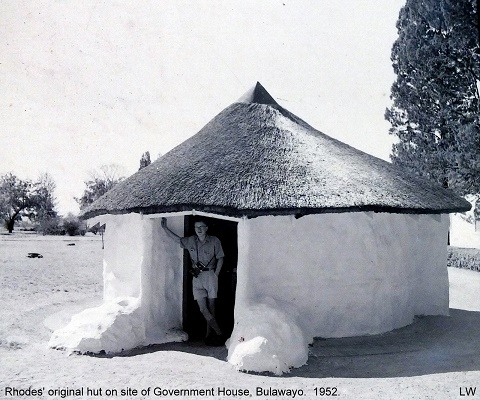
[81,82,471,219]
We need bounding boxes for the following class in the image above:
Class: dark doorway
[182,215,238,341]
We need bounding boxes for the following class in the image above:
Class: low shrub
[38,217,65,235]
[447,247,480,272]
[62,213,86,236]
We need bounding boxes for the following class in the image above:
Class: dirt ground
[0,233,479,399]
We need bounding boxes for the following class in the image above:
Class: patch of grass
[447,246,480,272]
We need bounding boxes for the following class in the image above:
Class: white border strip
[142,209,243,222]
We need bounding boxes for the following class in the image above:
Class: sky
[0,0,406,215]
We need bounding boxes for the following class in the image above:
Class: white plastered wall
[103,213,185,342]
[49,213,186,353]
[235,212,449,338]
[103,213,144,301]
[143,216,184,341]
[52,209,449,361]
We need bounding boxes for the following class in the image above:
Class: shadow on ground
[92,339,228,362]
[92,308,480,378]
[295,308,480,378]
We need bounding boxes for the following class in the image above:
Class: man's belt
[190,262,215,278]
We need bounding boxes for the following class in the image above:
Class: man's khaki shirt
[180,235,225,268]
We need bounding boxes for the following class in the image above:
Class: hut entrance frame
[181,214,238,340]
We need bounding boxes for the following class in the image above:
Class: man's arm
[215,257,224,277]
[161,218,181,244]
[214,237,225,276]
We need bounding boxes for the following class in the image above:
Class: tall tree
[139,151,151,170]
[75,164,126,209]
[386,0,480,194]
[0,173,34,233]
[31,172,58,221]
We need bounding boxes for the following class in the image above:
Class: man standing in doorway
[161,217,225,345]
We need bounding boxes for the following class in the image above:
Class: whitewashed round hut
[50,83,470,374]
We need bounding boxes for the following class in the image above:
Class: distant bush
[447,247,480,272]
[62,213,86,236]
[38,216,65,236]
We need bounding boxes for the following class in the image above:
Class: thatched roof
[81,82,471,219]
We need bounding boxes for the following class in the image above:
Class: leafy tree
[29,173,59,234]
[31,172,58,221]
[75,164,126,209]
[386,0,480,194]
[139,151,151,170]
[0,173,34,233]
[0,172,58,233]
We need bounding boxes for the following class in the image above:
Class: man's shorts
[192,270,218,300]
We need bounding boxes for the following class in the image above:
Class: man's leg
[208,298,216,318]
[196,297,222,335]
[205,298,216,338]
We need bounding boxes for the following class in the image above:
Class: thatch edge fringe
[80,202,471,221]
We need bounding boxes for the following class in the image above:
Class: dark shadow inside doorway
[182,216,238,341]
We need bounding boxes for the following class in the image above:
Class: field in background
[0,232,103,348]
